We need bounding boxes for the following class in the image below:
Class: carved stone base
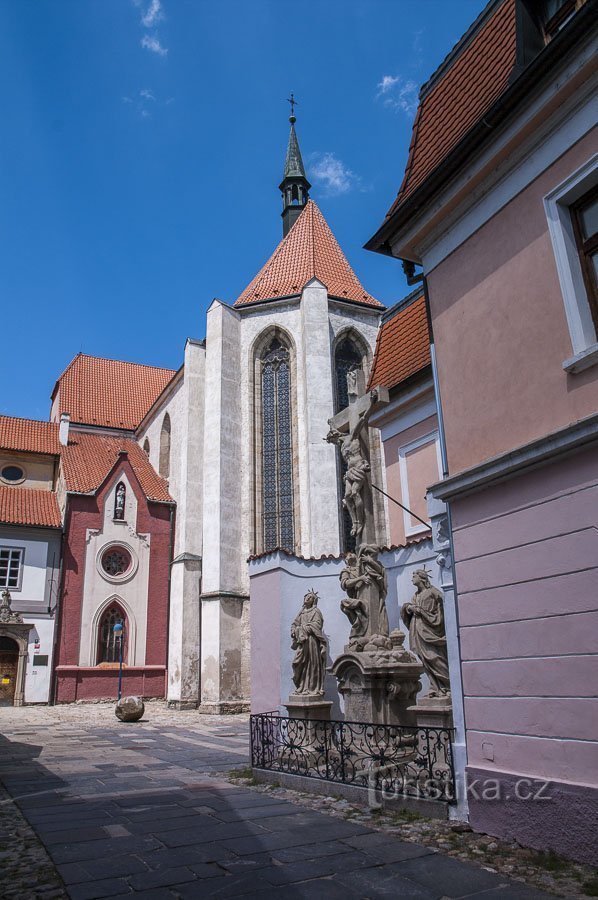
[285,694,333,720]
[408,694,453,729]
[331,633,423,726]
[284,695,333,750]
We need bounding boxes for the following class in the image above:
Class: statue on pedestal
[401,568,450,698]
[290,589,327,695]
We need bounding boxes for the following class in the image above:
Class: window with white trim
[0,547,24,591]
[398,432,441,538]
[544,156,598,373]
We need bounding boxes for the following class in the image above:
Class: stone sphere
[115,696,145,722]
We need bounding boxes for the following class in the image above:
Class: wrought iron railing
[250,712,456,803]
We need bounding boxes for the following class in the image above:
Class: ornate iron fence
[250,712,456,803]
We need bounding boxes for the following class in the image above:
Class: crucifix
[325,383,389,547]
[326,382,389,643]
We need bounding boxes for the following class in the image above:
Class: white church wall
[249,540,438,716]
[137,341,206,706]
[238,291,382,563]
[239,298,303,569]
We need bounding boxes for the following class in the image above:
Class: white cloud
[377,74,401,95]
[141,34,168,56]
[376,74,419,117]
[140,88,156,101]
[310,152,361,196]
[141,0,163,27]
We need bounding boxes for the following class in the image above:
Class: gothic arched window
[261,336,294,552]
[159,414,171,479]
[143,438,150,456]
[334,335,367,552]
[97,604,126,664]
[334,337,363,413]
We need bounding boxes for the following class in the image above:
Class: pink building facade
[367,0,598,864]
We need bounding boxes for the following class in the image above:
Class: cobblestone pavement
[0,702,575,899]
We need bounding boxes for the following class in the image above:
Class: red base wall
[55,666,166,702]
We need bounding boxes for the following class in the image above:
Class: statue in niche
[290,589,327,695]
[114,483,126,521]
[325,409,371,539]
[401,568,450,698]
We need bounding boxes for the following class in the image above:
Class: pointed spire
[279,95,311,237]
[283,119,306,181]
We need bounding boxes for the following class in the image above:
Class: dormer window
[1,465,25,484]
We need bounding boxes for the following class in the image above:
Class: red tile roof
[52,354,177,431]
[387,0,516,215]
[235,200,383,308]
[0,416,60,456]
[0,486,61,529]
[61,431,173,503]
[368,293,430,391]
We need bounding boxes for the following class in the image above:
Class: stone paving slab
[0,703,558,899]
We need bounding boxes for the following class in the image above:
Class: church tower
[279,98,311,236]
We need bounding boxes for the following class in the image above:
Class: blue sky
[1,0,487,420]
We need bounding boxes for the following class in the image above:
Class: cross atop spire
[286,92,298,122]
[279,95,311,237]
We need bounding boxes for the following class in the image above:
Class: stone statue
[401,568,450,698]
[339,546,389,647]
[358,544,389,636]
[340,553,369,643]
[114,483,126,520]
[0,589,23,624]
[326,408,372,539]
[290,589,327,695]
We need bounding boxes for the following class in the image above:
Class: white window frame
[0,546,25,592]
[544,154,598,373]
[397,431,442,538]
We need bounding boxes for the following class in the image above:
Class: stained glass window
[98,605,126,663]
[101,547,131,577]
[261,338,294,552]
[334,337,364,553]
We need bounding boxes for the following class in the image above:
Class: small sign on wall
[33,655,48,666]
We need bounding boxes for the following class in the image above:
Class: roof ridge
[70,353,177,373]
[0,413,58,427]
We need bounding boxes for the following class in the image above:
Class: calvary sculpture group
[289,385,452,729]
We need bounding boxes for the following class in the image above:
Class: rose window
[101,547,132,577]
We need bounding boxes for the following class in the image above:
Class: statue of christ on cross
[325,386,388,542]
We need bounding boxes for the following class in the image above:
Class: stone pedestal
[285,694,333,721]
[283,695,333,759]
[331,631,423,726]
[408,695,453,729]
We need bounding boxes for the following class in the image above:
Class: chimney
[59,413,70,447]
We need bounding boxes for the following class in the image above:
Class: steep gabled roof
[61,431,173,503]
[387,0,517,215]
[0,415,60,457]
[368,291,430,391]
[52,354,177,431]
[235,200,383,309]
[0,486,61,529]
